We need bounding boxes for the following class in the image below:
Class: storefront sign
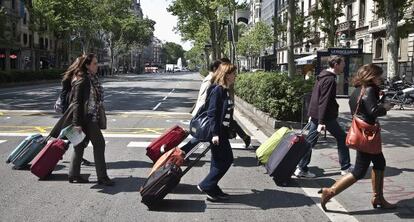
[10,54,17,59]
[328,48,362,55]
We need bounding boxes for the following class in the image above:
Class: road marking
[0,140,6,144]
[127,141,151,148]
[34,127,47,133]
[162,96,168,101]
[0,109,191,116]
[152,102,162,111]
[0,112,3,116]
[87,141,109,147]
[301,187,358,222]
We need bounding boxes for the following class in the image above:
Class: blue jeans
[298,118,351,172]
[199,135,233,192]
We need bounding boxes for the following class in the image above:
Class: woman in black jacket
[319,64,396,211]
[50,54,113,186]
[197,63,237,202]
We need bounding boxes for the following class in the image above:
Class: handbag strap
[354,87,366,116]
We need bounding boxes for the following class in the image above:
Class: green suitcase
[256,127,292,164]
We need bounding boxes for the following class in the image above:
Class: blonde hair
[213,63,237,88]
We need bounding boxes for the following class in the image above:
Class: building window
[375,39,383,59]
[23,33,28,45]
[305,43,310,52]
[23,12,27,25]
[359,0,366,20]
[397,39,401,57]
[39,37,44,49]
[45,38,49,49]
[347,4,353,20]
[12,0,16,9]
[358,39,364,50]
[12,23,17,38]
[29,34,33,47]
[301,1,304,15]
[308,0,311,9]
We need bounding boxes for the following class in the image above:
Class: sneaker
[294,168,316,178]
[215,187,230,200]
[341,165,354,176]
[197,185,219,201]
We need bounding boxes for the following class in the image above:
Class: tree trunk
[210,21,218,61]
[384,0,399,81]
[327,0,336,47]
[287,0,296,77]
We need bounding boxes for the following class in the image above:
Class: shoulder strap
[354,87,366,115]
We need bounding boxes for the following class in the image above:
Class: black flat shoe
[97,177,115,186]
[244,136,251,149]
[68,176,89,183]
[81,158,92,166]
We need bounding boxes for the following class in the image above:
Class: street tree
[161,42,186,65]
[168,0,237,61]
[373,0,414,81]
[287,0,296,77]
[311,0,344,47]
[237,21,273,70]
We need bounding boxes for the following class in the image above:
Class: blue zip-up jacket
[207,85,232,137]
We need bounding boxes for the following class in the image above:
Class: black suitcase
[265,131,311,186]
[140,143,211,208]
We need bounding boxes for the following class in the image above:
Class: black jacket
[308,70,339,124]
[50,76,91,138]
[349,85,387,125]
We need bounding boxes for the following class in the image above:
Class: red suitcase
[146,125,189,162]
[30,139,69,179]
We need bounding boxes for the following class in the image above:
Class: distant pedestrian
[197,62,237,202]
[319,64,396,211]
[295,56,352,178]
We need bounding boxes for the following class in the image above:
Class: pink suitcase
[146,125,189,162]
[30,139,69,179]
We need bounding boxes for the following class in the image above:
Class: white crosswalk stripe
[0,140,6,144]
[126,141,248,149]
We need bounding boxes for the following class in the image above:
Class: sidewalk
[234,97,414,221]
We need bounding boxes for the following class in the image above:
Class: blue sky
[140,0,193,50]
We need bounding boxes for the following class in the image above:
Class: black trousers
[69,120,108,179]
[351,151,386,180]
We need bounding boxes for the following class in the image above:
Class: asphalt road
[0,72,412,221]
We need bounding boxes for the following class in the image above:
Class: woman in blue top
[197,63,237,202]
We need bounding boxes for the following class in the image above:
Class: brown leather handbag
[346,87,382,154]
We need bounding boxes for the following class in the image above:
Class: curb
[234,96,302,133]
[0,79,60,88]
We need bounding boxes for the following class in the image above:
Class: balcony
[359,18,366,27]
[337,20,356,32]
[308,32,320,44]
[308,4,317,14]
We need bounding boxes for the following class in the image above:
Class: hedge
[0,69,65,84]
[235,71,315,122]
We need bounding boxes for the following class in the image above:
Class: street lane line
[0,109,191,116]
[162,96,168,101]
[87,141,109,147]
[152,102,162,111]
[127,141,151,148]
[0,140,6,144]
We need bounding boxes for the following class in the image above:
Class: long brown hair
[352,64,383,87]
[212,63,237,88]
[74,53,96,78]
[62,56,84,82]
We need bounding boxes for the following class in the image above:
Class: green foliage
[162,42,186,64]
[0,69,65,84]
[311,0,345,47]
[237,21,273,58]
[235,72,314,122]
[373,0,414,38]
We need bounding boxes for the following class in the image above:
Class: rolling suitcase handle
[181,143,211,177]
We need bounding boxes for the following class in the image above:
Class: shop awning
[295,54,317,65]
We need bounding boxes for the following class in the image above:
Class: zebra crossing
[0,134,254,150]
